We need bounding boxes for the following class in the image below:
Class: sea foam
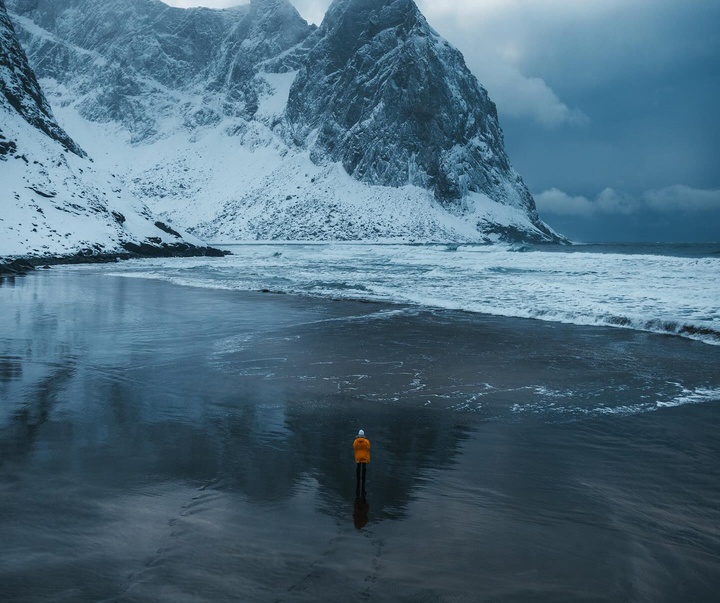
[97,243,720,346]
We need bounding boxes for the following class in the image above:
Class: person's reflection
[353,497,369,530]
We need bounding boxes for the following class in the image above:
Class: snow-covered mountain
[0,0,221,265]
[7,0,564,244]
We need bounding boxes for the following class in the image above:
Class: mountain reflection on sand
[1,269,719,602]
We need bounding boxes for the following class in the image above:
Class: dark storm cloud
[418,0,720,241]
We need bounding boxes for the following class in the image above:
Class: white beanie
[358,430,365,437]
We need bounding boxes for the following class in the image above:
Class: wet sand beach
[1,269,719,602]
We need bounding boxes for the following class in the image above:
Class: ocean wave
[520,310,720,346]
[96,244,720,346]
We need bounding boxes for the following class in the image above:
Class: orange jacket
[353,437,371,463]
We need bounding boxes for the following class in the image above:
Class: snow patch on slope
[49,99,548,243]
[255,70,297,123]
[0,106,206,258]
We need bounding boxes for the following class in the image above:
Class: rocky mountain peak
[211,0,312,84]
[312,0,425,70]
[252,0,298,11]
[287,0,534,208]
[7,0,314,138]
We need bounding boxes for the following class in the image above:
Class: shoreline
[3,267,719,418]
[3,238,717,279]
[4,242,719,348]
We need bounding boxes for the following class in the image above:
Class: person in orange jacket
[353,429,371,499]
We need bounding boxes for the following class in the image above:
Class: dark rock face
[287,0,536,210]
[9,0,248,87]
[0,0,84,155]
[208,0,314,84]
[8,0,310,84]
[0,129,18,157]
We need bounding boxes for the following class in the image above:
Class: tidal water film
[1,249,719,602]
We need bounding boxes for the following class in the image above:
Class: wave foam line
[524,310,720,347]
[511,387,720,420]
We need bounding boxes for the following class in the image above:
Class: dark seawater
[1,270,719,602]
[515,242,720,258]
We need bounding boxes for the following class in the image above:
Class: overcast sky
[163,0,720,242]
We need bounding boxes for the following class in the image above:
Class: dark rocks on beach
[121,241,228,258]
[0,258,35,276]
[0,243,229,278]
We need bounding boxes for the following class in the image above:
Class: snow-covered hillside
[1,0,220,265]
[7,0,565,244]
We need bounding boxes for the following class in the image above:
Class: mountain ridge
[6,0,564,244]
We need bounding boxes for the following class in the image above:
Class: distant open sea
[1,242,719,602]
